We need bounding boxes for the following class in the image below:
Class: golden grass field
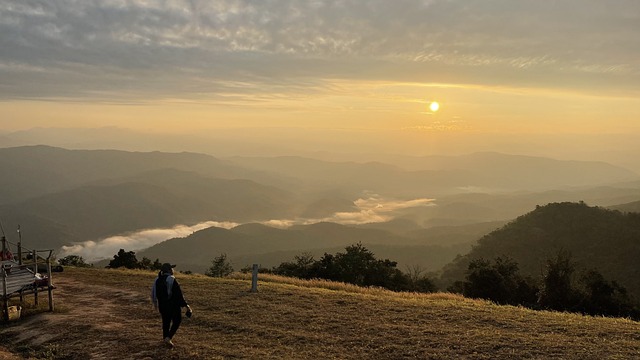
[1,267,640,359]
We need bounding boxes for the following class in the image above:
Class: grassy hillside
[1,267,639,359]
[439,202,640,297]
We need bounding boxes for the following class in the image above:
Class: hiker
[151,263,192,348]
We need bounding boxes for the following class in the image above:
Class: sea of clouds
[59,196,435,262]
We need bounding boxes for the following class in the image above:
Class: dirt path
[0,273,184,359]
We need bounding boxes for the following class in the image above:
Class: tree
[577,269,637,318]
[206,253,234,277]
[273,252,315,278]
[139,257,153,270]
[332,243,377,286]
[406,265,437,293]
[152,258,163,271]
[107,249,141,269]
[272,243,420,292]
[462,256,537,305]
[58,255,91,267]
[538,250,577,311]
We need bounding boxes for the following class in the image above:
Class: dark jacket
[152,274,188,311]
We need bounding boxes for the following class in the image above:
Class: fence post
[1,267,8,322]
[251,264,258,293]
[46,258,54,312]
[32,250,38,306]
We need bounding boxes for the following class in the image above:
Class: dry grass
[1,267,640,359]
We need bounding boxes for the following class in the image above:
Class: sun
[429,101,440,112]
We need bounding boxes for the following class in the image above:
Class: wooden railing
[1,235,55,321]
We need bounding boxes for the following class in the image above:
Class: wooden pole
[46,258,54,312]
[32,250,38,306]
[17,226,22,265]
[17,239,23,302]
[1,267,8,322]
[251,264,259,293]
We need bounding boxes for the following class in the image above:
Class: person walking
[151,263,192,348]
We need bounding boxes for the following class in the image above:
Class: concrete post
[251,264,259,293]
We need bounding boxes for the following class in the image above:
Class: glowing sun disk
[429,101,440,112]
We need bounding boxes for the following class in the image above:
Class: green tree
[577,269,637,318]
[273,252,315,278]
[152,258,163,271]
[107,249,141,269]
[538,250,577,311]
[273,243,417,292]
[139,257,153,270]
[462,256,537,305]
[206,253,234,277]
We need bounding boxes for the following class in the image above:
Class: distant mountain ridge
[228,152,638,195]
[0,145,259,204]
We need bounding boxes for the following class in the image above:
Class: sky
[1,1,639,147]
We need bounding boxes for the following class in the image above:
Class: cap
[161,263,176,273]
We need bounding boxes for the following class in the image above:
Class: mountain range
[0,145,639,279]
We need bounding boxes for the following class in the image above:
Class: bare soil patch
[0,272,182,359]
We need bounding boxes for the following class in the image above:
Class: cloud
[319,196,435,224]
[59,220,239,262]
[1,0,638,101]
[263,195,435,227]
[57,195,435,261]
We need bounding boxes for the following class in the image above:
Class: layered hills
[1,145,640,278]
[137,221,480,274]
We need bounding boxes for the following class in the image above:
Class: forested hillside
[439,202,640,296]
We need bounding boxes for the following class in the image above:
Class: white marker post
[251,264,258,293]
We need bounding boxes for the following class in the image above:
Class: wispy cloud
[263,195,435,227]
[59,221,238,262]
[1,0,638,101]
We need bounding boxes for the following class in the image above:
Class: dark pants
[160,306,182,339]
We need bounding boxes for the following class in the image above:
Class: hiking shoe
[164,337,175,348]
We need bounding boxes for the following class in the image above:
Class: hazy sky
[1,1,639,138]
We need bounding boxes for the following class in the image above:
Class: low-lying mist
[59,196,435,262]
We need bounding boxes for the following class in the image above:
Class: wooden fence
[1,235,55,321]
